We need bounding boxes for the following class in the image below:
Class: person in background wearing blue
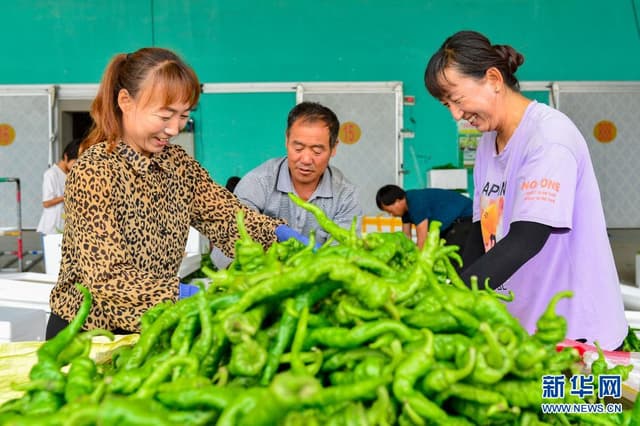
[36,138,82,235]
[234,101,362,247]
[376,184,473,251]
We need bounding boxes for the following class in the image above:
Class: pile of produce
[1,194,638,425]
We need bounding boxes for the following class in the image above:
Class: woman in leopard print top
[46,47,283,337]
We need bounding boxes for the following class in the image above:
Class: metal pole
[15,178,23,272]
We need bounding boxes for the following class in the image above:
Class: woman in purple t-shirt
[423,30,627,350]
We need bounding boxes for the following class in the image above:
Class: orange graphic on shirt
[481,197,504,251]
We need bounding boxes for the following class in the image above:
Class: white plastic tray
[621,283,640,311]
[0,275,54,312]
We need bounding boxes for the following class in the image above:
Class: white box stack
[43,234,63,278]
[427,169,468,191]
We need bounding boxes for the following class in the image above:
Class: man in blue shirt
[375,184,472,251]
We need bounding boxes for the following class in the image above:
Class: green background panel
[2,1,639,190]
[195,93,296,181]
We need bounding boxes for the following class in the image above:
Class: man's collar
[276,157,332,200]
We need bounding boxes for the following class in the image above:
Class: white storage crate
[0,306,47,342]
[621,283,640,311]
[0,273,55,313]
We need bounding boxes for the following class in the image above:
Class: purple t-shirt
[473,101,627,350]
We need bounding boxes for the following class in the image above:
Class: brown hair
[424,30,524,99]
[83,47,201,153]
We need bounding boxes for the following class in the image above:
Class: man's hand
[275,224,311,245]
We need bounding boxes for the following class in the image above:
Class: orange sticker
[339,121,361,145]
[0,123,15,146]
[593,120,617,143]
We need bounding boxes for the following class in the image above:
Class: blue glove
[275,224,310,245]
[179,282,200,299]
[275,225,322,250]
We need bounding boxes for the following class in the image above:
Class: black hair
[375,184,406,210]
[424,30,525,99]
[287,101,340,149]
[225,176,241,193]
[62,138,82,161]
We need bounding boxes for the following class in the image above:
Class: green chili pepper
[422,346,476,393]
[228,338,268,377]
[402,310,460,333]
[431,333,472,362]
[273,371,389,409]
[391,329,451,423]
[139,300,173,332]
[224,304,269,344]
[334,295,385,325]
[109,350,172,395]
[328,262,392,309]
[447,397,516,425]
[305,320,417,350]
[366,386,396,426]
[471,291,528,340]
[155,377,239,411]
[216,387,285,426]
[282,233,318,268]
[63,330,113,403]
[322,348,388,372]
[435,382,508,409]
[218,256,337,318]
[134,354,199,399]
[470,323,512,384]
[63,395,198,426]
[55,328,112,367]
[442,303,481,335]
[281,409,323,426]
[494,380,544,409]
[289,193,361,248]
[261,281,339,385]
[534,291,572,346]
[199,323,229,378]
[21,284,93,415]
[190,290,214,367]
[170,312,199,355]
[124,292,239,370]
[513,338,548,375]
[622,326,640,352]
[39,284,92,364]
[64,356,98,403]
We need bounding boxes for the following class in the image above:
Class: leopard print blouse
[49,141,282,332]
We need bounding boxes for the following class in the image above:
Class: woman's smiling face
[438,66,500,133]
[119,88,192,157]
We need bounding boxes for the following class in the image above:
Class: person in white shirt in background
[36,138,82,234]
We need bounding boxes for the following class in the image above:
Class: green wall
[3,1,639,190]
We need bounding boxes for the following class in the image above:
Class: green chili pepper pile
[1,194,638,425]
